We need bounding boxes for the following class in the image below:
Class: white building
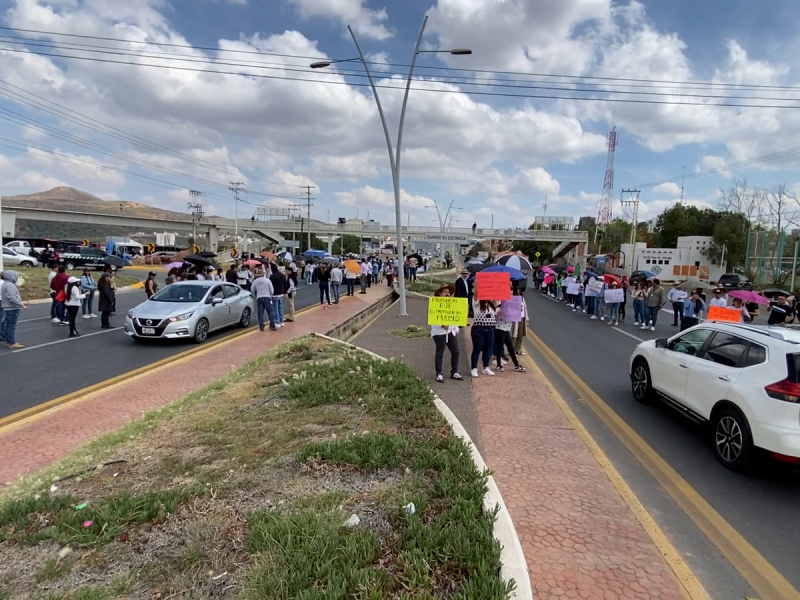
[621,236,726,282]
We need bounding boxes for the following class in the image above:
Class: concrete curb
[24,282,145,306]
[311,331,533,600]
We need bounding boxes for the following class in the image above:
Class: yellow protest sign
[428,297,468,327]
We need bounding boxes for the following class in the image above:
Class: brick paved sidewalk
[0,287,391,487]
[357,296,689,600]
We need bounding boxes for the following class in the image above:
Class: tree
[280,232,327,253]
[652,205,721,247]
[704,212,751,268]
[333,234,362,255]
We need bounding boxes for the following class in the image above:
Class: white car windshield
[150,284,210,303]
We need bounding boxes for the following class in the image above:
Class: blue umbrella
[302,249,327,258]
[480,264,526,281]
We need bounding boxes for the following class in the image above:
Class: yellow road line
[0,302,322,435]
[526,329,800,600]
[520,353,708,600]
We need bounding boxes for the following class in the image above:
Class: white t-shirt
[709,297,728,308]
[431,325,459,337]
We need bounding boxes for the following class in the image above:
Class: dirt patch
[0,336,513,599]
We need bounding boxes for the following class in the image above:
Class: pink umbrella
[243,259,262,267]
[566,266,575,272]
[541,267,555,274]
[727,289,770,306]
[164,262,184,270]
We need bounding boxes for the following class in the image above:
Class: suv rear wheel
[65,261,76,271]
[631,358,654,404]
[713,408,753,472]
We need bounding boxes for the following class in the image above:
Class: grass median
[0,336,514,599]
[10,268,141,302]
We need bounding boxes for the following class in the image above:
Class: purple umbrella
[727,289,770,306]
[164,262,184,270]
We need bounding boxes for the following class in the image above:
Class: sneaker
[436,373,444,383]
[90,313,98,318]
[452,373,463,380]
[51,318,61,324]
[501,357,508,365]
[590,315,597,320]
[650,326,655,331]
[640,325,647,330]
[514,365,527,372]
[496,365,505,372]
[483,367,495,376]
[614,321,619,326]
[470,368,479,378]
[634,321,639,326]
[59,321,69,326]
[82,314,91,319]
[607,320,613,325]
[6,343,23,349]
[572,308,577,312]
[600,317,605,321]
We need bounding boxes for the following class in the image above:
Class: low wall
[325,291,398,341]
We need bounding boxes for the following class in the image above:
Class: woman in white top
[470,298,498,378]
[431,284,463,382]
[494,296,527,372]
[730,297,751,322]
[64,276,86,338]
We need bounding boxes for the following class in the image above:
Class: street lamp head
[449,49,472,55]
[310,61,332,69]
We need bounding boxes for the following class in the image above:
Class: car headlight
[127,310,135,319]
[169,311,195,322]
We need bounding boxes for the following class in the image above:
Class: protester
[668,283,686,327]
[237,264,253,290]
[605,280,622,326]
[384,261,395,288]
[643,278,666,331]
[619,276,628,322]
[226,264,238,284]
[709,288,727,308]
[730,297,751,323]
[1,270,26,349]
[50,265,69,326]
[631,282,646,325]
[681,290,706,330]
[470,299,497,378]
[494,295,527,372]
[285,265,297,322]
[330,263,343,304]
[512,286,528,356]
[431,284,462,382]
[344,263,357,296]
[360,260,370,294]
[97,272,115,329]
[80,268,97,319]
[317,263,332,306]
[145,271,158,299]
[48,264,59,322]
[269,264,287,326]
[64,276,85,337]
[767,292,794,325]
[251,268,276,331]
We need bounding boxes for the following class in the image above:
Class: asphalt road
[0,279,327,419]
[524,287,800,598]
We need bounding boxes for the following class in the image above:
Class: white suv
[629,323,800,471]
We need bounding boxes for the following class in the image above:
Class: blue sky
[0,0,798,230]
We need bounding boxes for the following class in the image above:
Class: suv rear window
[719,275,742,283]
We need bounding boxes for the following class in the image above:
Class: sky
[0,0,799,231]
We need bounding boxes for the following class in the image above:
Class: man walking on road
[330,264,342,304]
[251,269,276,331]
[667,283,686,327]
[1,270,26,349]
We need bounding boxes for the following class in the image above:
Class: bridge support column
[328,234,333,255]
[208,226,219,253]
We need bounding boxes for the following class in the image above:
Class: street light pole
[314,17,471,317]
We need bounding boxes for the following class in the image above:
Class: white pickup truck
[3,240,35,255]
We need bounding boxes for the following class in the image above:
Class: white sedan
[629,322,800,471]
[2,246,39,268]
[125,281,253,344]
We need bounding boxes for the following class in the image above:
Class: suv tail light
[765,380,800,403]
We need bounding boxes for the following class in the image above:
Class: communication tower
[594,125,618,244]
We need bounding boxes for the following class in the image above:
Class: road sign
[192,245,200,255]
[534,252,541,257]
[230,248,240,259]
[423,233,469,244]
[146,243,155,254]
[81,239,90,247]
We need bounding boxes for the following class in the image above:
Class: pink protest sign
[497,296,523,322]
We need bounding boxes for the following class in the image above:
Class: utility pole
[620,189,640,274]
[229,182,245,253]
[304,185,315,252]
[187,190,206,246]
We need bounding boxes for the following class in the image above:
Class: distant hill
[2,187,196,222]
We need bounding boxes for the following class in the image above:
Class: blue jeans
[273,296,284,323]
[56,301,66,322]
[633,299,645,323]
[305,270,313,285]
[607,303,620,321]
[50,292,57,319]
[346,279,356,295]
[645,305,660,326]
[82,290,95,315]
[3,309,20,345]
[586,296,595,314]
[0,307,5,339]
[470,326,495,369]
[575,293,584,310]
[331,282,340,303]
[256,297,275,330]
[595,298,605,318]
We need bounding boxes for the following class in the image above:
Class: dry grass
[13,269,140,302]
[0,336,512,600]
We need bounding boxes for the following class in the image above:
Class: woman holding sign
[431,285,463,383]
[494,295,527,372]
[604,280,623,326]
[470,298,498,378]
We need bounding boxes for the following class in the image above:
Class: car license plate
[142,327,156,335]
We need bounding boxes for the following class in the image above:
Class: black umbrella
[183,254,214,267]
[466,263,488,273]
[761,288,788,298]
[102,255,131,268]
[196,251,217,258]
[407,253,423,266]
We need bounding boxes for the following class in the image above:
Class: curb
[312,332,533,600]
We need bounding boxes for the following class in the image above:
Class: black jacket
[455,277,469,298]
[225,269,238,284]
[270,272,287,295]
[98,278,115,312]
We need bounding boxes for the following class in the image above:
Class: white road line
[19,316,52,323]
[612,327,646,343]
[8,328,122,354]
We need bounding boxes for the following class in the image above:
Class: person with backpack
[50,265,69,326]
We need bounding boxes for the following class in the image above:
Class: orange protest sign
[707,306,741,323]
[476,272,511,300]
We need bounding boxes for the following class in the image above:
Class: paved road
[524,288,800,597]
[0,281,328,419]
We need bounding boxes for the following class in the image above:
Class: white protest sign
[586,278,604,295]
[566,283,581,296]
[604,288,624,303]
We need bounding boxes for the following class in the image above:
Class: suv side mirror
[655,338,668,349]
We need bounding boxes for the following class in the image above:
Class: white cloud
[287,0,392,40]
[653,182,681,196]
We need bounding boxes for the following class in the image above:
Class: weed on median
[0,336,513,599]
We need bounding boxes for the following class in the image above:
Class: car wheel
[193,318,209,344]
[239,307,251,328]
[631,358,654,404]
[20,261,33,267]
[65,261,76,271]
[713,408,753,472]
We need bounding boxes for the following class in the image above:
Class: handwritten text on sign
[586,278,604,295]
[476,272,512,300]
[497,296,523,322]
[604,288,624,303]
[707,306,742,323]
[428,297,468,327]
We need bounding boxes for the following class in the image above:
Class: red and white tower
[594,125,618,244]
